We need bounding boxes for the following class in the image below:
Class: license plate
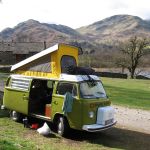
[105,119,113,125]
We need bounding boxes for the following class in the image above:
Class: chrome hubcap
[58,121,62,134]
[12,111,18,120]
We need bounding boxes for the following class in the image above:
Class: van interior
[29,79,54,117]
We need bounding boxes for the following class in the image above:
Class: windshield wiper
[82,94,94,96]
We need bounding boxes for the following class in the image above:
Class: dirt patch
[114,105,150,134]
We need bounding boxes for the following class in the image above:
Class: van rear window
[61,55,77,73]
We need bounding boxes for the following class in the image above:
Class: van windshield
[80,81,107,99]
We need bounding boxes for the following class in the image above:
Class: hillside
[0,19,99,51]
[0,15,150,51]
[77,15,150,43]
[0,19,84,45]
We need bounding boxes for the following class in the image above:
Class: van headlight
[89,111,94,118]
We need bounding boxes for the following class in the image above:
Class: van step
[30,113,51,121]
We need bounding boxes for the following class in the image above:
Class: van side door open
[29,79,54,118]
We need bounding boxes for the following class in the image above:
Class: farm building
[0,41,46,65]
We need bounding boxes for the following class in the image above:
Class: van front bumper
[82,121,117,132]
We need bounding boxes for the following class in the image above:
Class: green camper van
[2,44,116,136]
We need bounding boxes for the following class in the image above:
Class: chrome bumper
[82,121,117,132]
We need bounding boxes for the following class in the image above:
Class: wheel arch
[53,113,70,126]
[10,110,24,122]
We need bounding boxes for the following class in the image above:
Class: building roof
[0,42,44,54]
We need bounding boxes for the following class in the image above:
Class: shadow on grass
[42,133,58,139]
[0,109,9,118]
[66,127,150,150]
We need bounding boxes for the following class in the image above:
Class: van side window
[10,77,31,91]
[56,82,77,96]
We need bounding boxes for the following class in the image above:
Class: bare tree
[116,36,149,78]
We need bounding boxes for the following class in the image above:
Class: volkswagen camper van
[2,43,116,136]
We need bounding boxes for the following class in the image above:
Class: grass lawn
[102,78,150,110]
[0,110,150,150]
[0,110,117,150]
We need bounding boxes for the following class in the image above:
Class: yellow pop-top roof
[11,43,80,78]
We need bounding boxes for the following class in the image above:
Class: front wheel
[57,117,70,137]
[10,110,22,122]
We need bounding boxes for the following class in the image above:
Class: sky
[0,0,150,31]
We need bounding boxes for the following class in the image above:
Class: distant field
[102,78,150,110]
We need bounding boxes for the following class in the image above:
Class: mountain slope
[0,15,150,52]
[0,19,83,43]
[77,15,150,42]
[0,19,98,53]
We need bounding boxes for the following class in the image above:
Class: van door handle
[23,95,28,100]
[53,101,58,105]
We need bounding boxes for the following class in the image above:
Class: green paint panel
[82,98,111,125]
[3,87,29,115]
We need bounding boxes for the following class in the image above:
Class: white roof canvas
[11,44,59,71]
[11,74,100,82]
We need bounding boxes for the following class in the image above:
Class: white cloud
[108,0,128,9]
[0,0,150,31]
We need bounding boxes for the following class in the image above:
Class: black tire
[10,110,22,122]
[57,117,70,137]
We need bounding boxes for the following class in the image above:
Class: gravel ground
[114,105,150,134]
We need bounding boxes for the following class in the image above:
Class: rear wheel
[10,110,22,122]
[57,117,70,137]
